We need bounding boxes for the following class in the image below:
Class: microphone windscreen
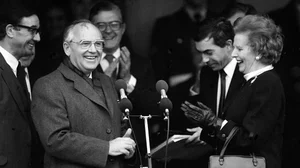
[156,80,168,93]
[119,98,133,111]
[115,79,127,91]
[159,98,173,111]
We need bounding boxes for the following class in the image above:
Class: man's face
[64,23,103,75]
[12,14,40,60]
[91,9,125,52]
[195,37,232,71]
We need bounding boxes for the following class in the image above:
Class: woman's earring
[255,56,261,60]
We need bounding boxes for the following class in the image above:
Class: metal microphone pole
[129,114,162,168]
[141,115,152,168]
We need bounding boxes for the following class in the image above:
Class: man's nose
[104,25,112,33]
[202,54,209,63]
[88,43,97,52]
[33,32,41,42]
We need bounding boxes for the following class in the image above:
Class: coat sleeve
[31,77,110,167]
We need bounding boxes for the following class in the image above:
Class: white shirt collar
[223,59,237,77]
[244,65,274,81]
[0,45,19,76]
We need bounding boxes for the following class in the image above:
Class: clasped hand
[181,101,222,128]
[109,128,136,159]
[119,46,131,82]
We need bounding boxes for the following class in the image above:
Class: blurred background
[10,0,289,59]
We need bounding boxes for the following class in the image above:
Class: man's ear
[63,41,71,57]
[225,39,233,49]
[6,24,15,38]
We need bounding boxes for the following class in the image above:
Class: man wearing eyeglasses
[0,3,41,168]
[89,0,158,95]
[31,19,136,168]
[89,1,136,92]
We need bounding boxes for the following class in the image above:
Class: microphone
[156,80,173,120]
[115,79,127,99]
[115,79,132,120]
[156,80,168,99]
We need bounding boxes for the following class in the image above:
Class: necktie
[218,69,226,118]
[104,54,117,80]
[17,63,29,98]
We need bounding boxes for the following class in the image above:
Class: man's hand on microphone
[181,101,223,128]
[109,128,136,159]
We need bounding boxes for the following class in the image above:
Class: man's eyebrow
[28,25,39,28]
[201,49,213,53]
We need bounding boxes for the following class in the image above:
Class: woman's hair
[234,15,283,65]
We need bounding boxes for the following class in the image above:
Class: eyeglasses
[14,24,41,36]
[95,21,123,31]
[69,40,104,50]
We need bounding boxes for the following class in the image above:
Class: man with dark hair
[0,2,41,168]
[188,17,244,117]
[174,17,245,167]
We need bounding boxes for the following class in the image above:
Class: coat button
[106,128,112,134]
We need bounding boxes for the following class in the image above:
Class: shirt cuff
[221,120,228,129]
[126,75,136,93]
[189,85,199,96]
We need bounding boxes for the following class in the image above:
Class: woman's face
[232,33,258,74]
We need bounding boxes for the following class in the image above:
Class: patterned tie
[104,54,117,80]
[17,63,29,98]
[218,69,226,118]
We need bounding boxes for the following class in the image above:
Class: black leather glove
[181,101,223,128]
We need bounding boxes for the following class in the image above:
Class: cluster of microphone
[116,79,173,167]
[115,79,173,119]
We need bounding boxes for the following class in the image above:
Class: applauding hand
[181,101,223,128]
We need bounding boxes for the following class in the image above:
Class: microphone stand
[129,114,161,168]
[141,115,152,168]
[130,108,171,168]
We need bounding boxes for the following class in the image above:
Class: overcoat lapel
[93,74,116,118]
[58,64,109,112]
[0,54,29,119]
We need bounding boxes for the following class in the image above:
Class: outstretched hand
[185,127,206,146]
[181,101,220,127]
